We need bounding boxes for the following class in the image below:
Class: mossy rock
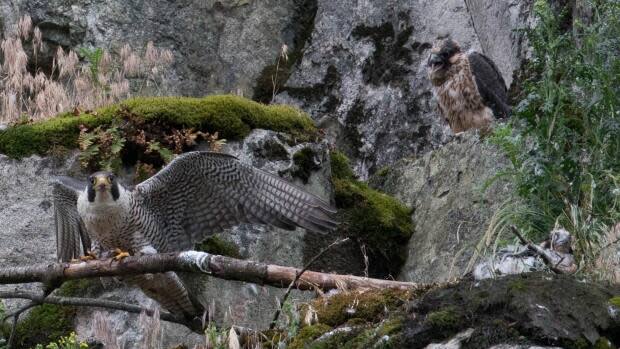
[291,147,321,184]
[195,235,242,259]
[288,324,332,349]
[403,273,620,348]
[312,289,412,328]
[0,280,103,348]
[285,274,620,348]
[284,289,413,349]
[330,151,413,277]
[0,95,317,159]
[10,304,76,348]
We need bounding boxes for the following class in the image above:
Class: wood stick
[0,251,420,291]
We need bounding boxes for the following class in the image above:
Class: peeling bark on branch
[0,251,421,291]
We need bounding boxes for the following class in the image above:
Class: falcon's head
[427,38,461,85]
[549,227,573,254]
[86,171,122,203]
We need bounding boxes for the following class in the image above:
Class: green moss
[330,150,413,276]
[375,166,390,178]
[291,147,320,183]
[195,236,242,259]
[567,337,591,349]
[508,278,527,292]
[330,151,355,181]
[609,296,620,307]
[0,95,317,159]
[593,337,614,349]
[377,318,403,337]
[0,280,104,347]
[13,304,76,348]
[314,289,411,327]
[424,307,463,331]
[288,324,331,349]
[57,279,103,297]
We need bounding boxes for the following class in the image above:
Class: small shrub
[488,0,620,272]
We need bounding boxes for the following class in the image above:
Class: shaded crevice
[252,0,319,103]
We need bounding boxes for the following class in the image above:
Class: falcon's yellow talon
[113,248,131,261]
[80,250,97,261]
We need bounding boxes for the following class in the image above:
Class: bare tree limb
[0,290,187,326]
[270,237,349,329]
[509,225,577,274]
[0,251,421,291]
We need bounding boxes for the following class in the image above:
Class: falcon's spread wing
[52,176,91,261]
[468,51,511,119]
[135,151,338,252]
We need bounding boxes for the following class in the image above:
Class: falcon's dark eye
[88,176,95,184]
[108,174,115,182]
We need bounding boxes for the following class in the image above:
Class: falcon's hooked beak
[428,38,461,74]
[428,53,445,71]
[87,172,121,202]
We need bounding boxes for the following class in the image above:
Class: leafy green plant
[78,47,104,87]
[488,0,620,270]
[33,332,88,349]
[78,123,126,172]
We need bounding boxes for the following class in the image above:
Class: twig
[269,238,349,329]
[7,301,33,349]
[0,290,189,327]
[509,225,530,245]
[1,301,37,323]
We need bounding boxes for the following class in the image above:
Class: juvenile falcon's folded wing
[134,151,339,252]
[468,51,511,119]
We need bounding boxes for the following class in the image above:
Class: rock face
[376,132,512,283]
[0,153,72,267]
[276,0,533,179]
[0,0,534,178]
[0,0,313,97]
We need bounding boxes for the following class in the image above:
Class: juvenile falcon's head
[427,38,461,85]
[549,227,572,254]
[86,171,122,203]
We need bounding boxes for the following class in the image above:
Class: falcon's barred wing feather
[135,151,338,252]
[468,52,511,119]
[52,176,91,261]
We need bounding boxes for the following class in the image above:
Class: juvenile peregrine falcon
[427,38,511,134]
[52,151,338,323]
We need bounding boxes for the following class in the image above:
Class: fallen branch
[0,251,420,291]
[509,225,577,274]
[0,290,187,326]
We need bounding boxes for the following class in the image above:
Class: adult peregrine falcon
[427,38,511,134]
[52,151,338,323]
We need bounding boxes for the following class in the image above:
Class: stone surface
[376,132,512,283]
[404,273,620,347]
[275,0,533,179]
[424,328,474,349]
[0,152,81,313]
[0,0,311,97]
